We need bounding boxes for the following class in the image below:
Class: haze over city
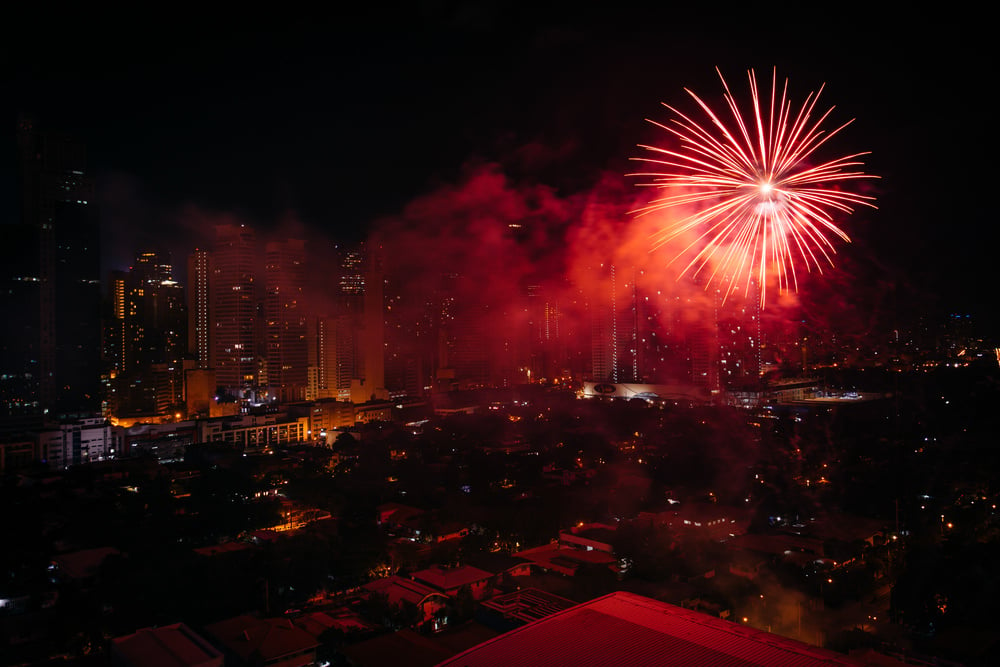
[2,5,997,667]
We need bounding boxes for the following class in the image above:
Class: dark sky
[2,4,992,328]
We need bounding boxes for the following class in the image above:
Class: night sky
[2,5,992,329]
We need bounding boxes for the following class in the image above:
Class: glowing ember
[630,67,878,305]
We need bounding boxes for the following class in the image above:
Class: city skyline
[1,7,992,330]
[3,11,999,660]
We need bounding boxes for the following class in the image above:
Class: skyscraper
[103,251,187,417]
[590,264,641,384]
[187,248,212,369]
[10,116,101,415]
[125,251,186,373]
[354,241,386,401]
[0,223,42,415]
[265,239,308,402]
[212,224,259,391]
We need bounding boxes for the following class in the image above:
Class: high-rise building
[0,223,43,415]
[306,314,356,401]
[265,239,308,402]
[104,251,187,417]
[589,264,641,384]
[337,244,366,314]
[383,274,428,397]
[348,242,387,402]
[125,251,186,372]
[187,248,212,369]
[105,270,128,372]
[211,224,259,391]
[9,116,101,415]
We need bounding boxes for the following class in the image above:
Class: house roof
[343,629,451,667]
[203,615,318,662]
[463,550,531,576]
[52,546,119,579]
[412,565,493,592]
[112,623,222,667]
[293,608,375,636]
[515,543,619,575]
[376,502,425,525]
[363,576,448,607]
[435,591,863,667]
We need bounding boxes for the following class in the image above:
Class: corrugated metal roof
[412,565,494,591]
[436,591,862,667]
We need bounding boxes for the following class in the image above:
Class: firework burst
[630,67,877,306]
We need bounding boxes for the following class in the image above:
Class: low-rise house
[111,623,222,667]
[411,565,494,601]
[558,522,617,554]
[376,502,424,536]
[51,546,119,583]
[203,615,318,667]
[463,551,532,591]
[361,576,449,626]
[514,542,620,577]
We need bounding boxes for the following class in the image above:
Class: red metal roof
[204,615,318,663]
[435,591,863,666]
[112,623,222,667]
[412,565,494,592]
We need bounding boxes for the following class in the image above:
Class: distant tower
[359,242,386,399]
[717,280,762,387]
[12,116,101,414]
[187,249,212,369]
[688,325,720,392]
[125,250,185,372]
[212,224,258,390]
[337,245,366,314]
[104,270,128,372]
[590,264,640,384]
[307,315,345,400]
[105,251,187,417]
[265,239,308,402]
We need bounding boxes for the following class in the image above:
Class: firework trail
[630,68,877,306]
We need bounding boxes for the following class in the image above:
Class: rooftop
[435,591,863,666]
[203,615,318,663]
[363,575,447,607]
[111,623,222,667]
[412,565,494,592]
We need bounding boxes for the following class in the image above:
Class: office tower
[212,224,259,391]
[126,251,186,372]
[265,239,308,402]
[105,270,128,372]
[187,249,212,369]
[361,243,386,395]
[688,325,720,392]
[429,271,492,390]
[718,316,761,386]
[328,240,387,401]
[337,244,366,314]
[307,314,356,401]
[633,288,692,385]
[12,116,101,415]
[515,281,568,384]
[450,304,489,388]
[383,274,428,397]
[589,264,641,384]
[104,251,187,416]
[0,223,42,415]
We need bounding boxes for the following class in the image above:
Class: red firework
[630,67,878,306]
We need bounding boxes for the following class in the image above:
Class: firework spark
[630,68,877,306]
